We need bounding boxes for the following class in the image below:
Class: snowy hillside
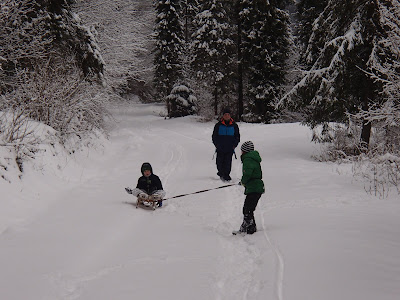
[1,102,399,300]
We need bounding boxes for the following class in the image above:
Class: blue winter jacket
[212,118,240,153]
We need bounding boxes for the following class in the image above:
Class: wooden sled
[136,195,161,210]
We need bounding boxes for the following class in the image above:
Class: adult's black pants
[216,150,233,178]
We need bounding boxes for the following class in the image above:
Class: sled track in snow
[158,142,183,189]
[160,127,209,144]
[261,210,284,300]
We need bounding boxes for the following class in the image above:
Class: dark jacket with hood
[241,150,265,195]
[212,118,240,153]
[136,163,163,194]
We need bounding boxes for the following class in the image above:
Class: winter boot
[239,220,248,233]
[246,219,257,234]
[157,200,163,207]
[224,175,232,181]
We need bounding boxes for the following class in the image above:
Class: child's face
[143,170,151,177]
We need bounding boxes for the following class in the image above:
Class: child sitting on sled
[126,162,166,207]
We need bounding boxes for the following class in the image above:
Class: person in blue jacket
[212,108,240,181]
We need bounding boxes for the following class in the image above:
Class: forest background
[0,0,399,196]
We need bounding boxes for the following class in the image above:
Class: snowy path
[1,102,400,300]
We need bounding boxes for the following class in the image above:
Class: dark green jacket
[241,150,265,195]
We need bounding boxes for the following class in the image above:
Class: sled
[124,188,163,211]
[136,194,161,210]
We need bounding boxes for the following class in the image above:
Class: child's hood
[241,150,262,163]
[141,162,153,175]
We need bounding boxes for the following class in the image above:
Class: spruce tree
[355,0,400,150]
[153,0,185,104]
[191,0,236,116]
[45,0,104,78]
[0,0,103,89]
[182,0,200,42]
[239,0,291,123]
[296,0,329,66]
[282,0,398,148]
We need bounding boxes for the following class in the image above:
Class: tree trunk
[360,119,371,149]
[360,75,374,149]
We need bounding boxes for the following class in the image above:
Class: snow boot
[242,214,257,234]
[239,220,247,232]
[224,175,232,181]
[232,220,248,235]
[246,219,257,234]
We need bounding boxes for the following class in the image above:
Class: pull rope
[163,183,238,200]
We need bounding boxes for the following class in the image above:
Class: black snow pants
[242,193,262,234]
[216,150,233,180]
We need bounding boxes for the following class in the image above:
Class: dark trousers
[216,150,233,178]
[243,193,261,221]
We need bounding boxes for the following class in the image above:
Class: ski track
[157,141,184,191]
[260,209,284,300]
[159,126,210,144]
[49,256,203,300]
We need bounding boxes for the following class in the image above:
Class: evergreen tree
[354,0,400,150]
[239,0,291,122]
[45,0,104,78]
[153,0,185,103]
[0,0,103,83]
[166,84,197,118]
[191,0,236,116]
[282,0,397,147]
[296,0,329,66]
[182,0,200,42]
[0,0,107,139]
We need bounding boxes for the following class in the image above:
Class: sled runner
[232,230,246,236]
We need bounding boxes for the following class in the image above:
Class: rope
[163,183,238,200]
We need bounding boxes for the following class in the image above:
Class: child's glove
[125,187,133,194]
[138,193,149,200]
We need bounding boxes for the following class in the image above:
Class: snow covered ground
[1,101,400,300]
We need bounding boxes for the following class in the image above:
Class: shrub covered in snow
[314,102,400,197]
[0,56,108,142]
[166,85,197,118]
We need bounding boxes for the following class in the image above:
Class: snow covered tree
[353,0,400,150]
[0,1,50,92]
[153,0,185,103]
[281,0,397,148]
[0,0,107,146]
[239,0,291,123]
[73,1,155,98]
[296,0,329,65]
[0,0,103,82]
[182,0,200,42]
[166,84,197,118]
[190,0,236,116]
[44,0,104,78]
